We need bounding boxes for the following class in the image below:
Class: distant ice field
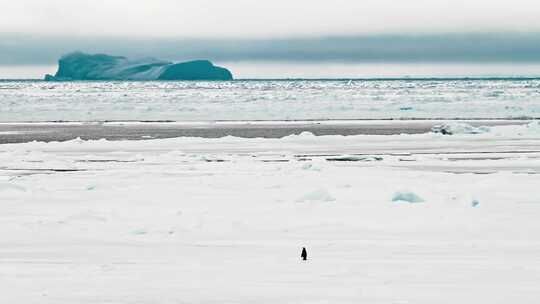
[1,79,540,122]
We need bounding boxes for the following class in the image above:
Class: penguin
[301,247,308,261]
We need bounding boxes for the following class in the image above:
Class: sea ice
[3,80,540,122]
[296,188,336,202]
[0,183,26,192]
[1,124,540,303]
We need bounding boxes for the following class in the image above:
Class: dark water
[0,120,527,144]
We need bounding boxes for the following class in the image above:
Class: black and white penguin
[301,247,308,261]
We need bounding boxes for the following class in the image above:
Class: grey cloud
[2,33,540,65]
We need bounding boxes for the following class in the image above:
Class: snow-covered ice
[296,188,336,203]
[1,124,540,303]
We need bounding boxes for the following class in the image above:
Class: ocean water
[1,79,540,122]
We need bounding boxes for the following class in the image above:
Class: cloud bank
[1,33,540,65]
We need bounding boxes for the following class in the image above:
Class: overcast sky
[2,0,540,78]
[2,0,540,38]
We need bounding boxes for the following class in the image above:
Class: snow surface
[2,79,540,122]
[2,124,540,303]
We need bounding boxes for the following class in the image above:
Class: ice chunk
[131,229,148,235]
[297,131,316,137]
[301,162,323,171]
[525,121,540,133]
[282,131,317,140]
[431,122,490,135]
[392,191,424,203]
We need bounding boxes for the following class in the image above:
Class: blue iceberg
[44,52,233,81]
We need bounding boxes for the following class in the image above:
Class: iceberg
[44,52,233,81]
